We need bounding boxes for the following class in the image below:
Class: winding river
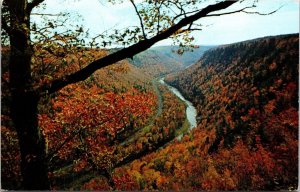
[159,78,197,133]
[121,78,197,145]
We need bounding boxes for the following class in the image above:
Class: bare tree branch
[172,9,200,24]
[129,0,147,39]
[37,1,237,96]
[156,1,164,35]
[206,4,282,17]
[242,5,284,15]
[206,6,254,17]
[31,13,63,16]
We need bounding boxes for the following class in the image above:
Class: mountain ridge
[130,45,214,76]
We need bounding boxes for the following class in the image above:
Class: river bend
[159,78,197,132]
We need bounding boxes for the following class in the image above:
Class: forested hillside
[0,49,148,187]
[1,47,189,189]
[3,0,298,190]
[131,46,213,76]
[1,34,298,190]
[158,34,299,190]
[36,34,298,191]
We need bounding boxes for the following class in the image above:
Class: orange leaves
[201,164,219,190]
[248,107,259,117]
[115,128,279,190]
[225,114,235,129]
[164,161,172,172]
[286,82,297,92]
[209,138,276,190]
[254,89,260,97]
[35,60,156,177]
[73,158,88,172]
[240,115,248,122]
[1,123,22,184]
[81,177,111,191]
[223,169,237,190]
[136,143,143,151]
[156,175,168,189]
[263,99,276,114]
[45,84,155,139]
[103,35,300,191]
[268,62,277,71]
[141,168,162,188]
[2,72,9,82]
[112,172,139,190]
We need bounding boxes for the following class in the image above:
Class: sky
[34,0,299,46]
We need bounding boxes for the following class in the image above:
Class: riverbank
[159,78,197,139]
[121,77,197,145]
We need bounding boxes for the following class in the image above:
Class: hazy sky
[34,0,299,46]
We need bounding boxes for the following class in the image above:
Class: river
[159,78,197,135]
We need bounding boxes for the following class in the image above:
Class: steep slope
[119,33,298,190]
[1,48,156,189]
[2,46,190,190]
[131,46,213,76]
[163,34,298,188]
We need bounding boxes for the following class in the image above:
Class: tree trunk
[8,0,50,189]
[10,91,50,190]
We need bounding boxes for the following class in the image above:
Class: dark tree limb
[27,0,45,13]
[37,1,238,96]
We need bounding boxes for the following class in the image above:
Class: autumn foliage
[1,45,189,189]
[84,34,298,191]
[1,34,298,190]
[164,34,299,190]
[1,48,157,188]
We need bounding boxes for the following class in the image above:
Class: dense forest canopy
[1,0,298,190]
[164,34,298,190]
